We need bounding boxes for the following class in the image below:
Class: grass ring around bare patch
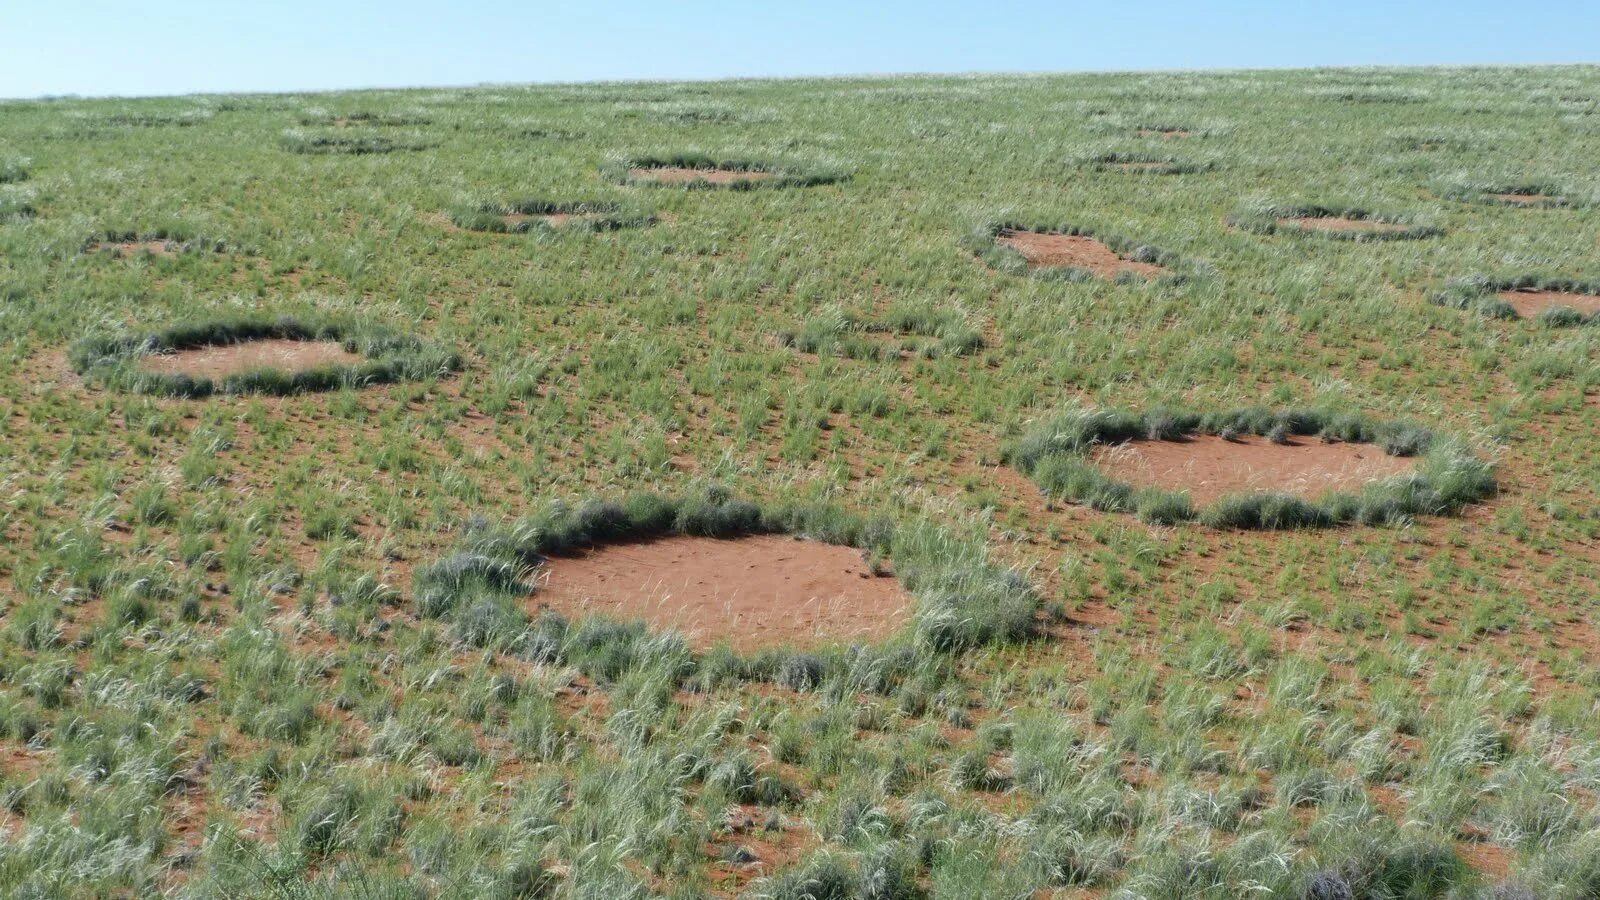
[447,198,654,234]
[79,228,226,257]
[601,153,850,190]
[1227,201,1442,241]
[1080,152,1214,175]
[1130,123,1207,139]
[297,109,432,128]
[412,489,1040,671]
[1431,274,1600,327]
[280,128,434,155]
[1387,133,1474,153]
[1005,406,1494,529]
[69,315,462,397]
[0,159,27,185]
[778,303,984,361]
[964,218,1193,284]
[0,197,34,221]
[1435,180,1575,209]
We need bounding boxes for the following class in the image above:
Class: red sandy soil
[1276,216,1411,233]
[1092,434,1417,505]
[532,534,912,650]
[1136,127,1191,138]
[85,239,178,256]
[630,166,773,184]
[995,229,1166,279]
[1491,192,1557,205]
[1497,288,1600,317]
[138,339,364,379]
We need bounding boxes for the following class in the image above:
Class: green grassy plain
[0,65,1598,897]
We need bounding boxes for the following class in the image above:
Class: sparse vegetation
[0,66,1597,897]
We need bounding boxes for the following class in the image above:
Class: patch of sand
[995,229,1165,279]
[630,166,773,184]
[1490,192,1557,205]
[1276,216,1412,234]
[532,534,912,650]
[1092,434,1417,505]
[500,212,587,228]
[138,339,364,379]
[1497,289,1600,317]
[85,239,178,256]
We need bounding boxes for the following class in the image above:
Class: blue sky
[3,1,1596,99]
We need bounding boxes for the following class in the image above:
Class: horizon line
[4,59,1594,104]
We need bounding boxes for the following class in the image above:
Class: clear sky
[3,1,1597,99]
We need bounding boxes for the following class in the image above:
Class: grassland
[0,65,1598,898]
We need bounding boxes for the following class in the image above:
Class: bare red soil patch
[85,239,178,256]
[1491,192,1556,205]
[500,212,589,228]
[995,229,1165,279]
[1092,434,1416,505]
[629,166,773,184]
[533,534,912,650]
[1276,216,1411,234]
[1496,289,1600,317]
[138,339,363,379]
